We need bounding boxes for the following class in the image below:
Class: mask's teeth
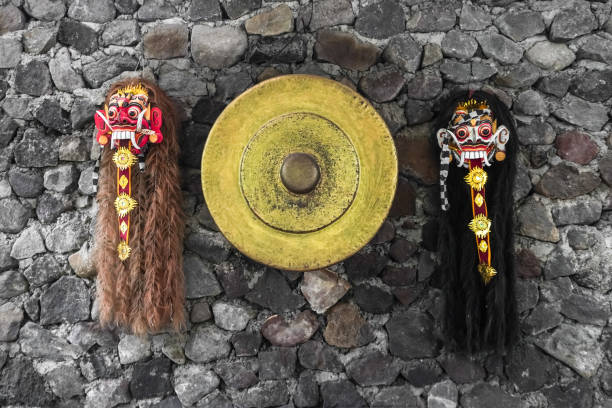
[130,131,138,148]
[137,109,146,131]
[483,152,491,166]
[458,151,465,167]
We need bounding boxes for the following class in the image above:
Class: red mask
[94,84,163,155]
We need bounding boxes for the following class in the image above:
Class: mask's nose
[468,126,478,143]
[118,110,131,124]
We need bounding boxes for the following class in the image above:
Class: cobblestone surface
[0,0,610,406]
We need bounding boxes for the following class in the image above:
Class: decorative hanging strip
[112,144,138,260]
[465,161,495,284]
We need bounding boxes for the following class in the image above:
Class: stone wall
[0,0,611,406]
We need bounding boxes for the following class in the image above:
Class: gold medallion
[201,75,397,271]
[112,147,137,170]
[468,214,492,238]
[118,175,129,189]
[117,241,131,261]
[478,264,497,285]
[478,240,488,252]
[464,167,488,191]
[114,193,137,217]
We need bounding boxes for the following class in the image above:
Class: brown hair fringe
[94,78,185,334]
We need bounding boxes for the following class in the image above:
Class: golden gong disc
[201,75,397,271]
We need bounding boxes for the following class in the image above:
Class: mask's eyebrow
[452,114,467,125]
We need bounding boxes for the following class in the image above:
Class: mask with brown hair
[94,78,184,334]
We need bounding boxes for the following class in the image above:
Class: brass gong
[201,75,397,271]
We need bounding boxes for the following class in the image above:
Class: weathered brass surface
[201,74,397,271]
[240,112,359,233]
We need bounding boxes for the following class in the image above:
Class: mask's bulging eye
[478,123,492,139]
[128,106,140,119]
[108,107,118,120]
[455,125,469,140]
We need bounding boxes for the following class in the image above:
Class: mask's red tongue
[469,158,483,167]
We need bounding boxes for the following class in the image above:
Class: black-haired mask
[435,99,511,284]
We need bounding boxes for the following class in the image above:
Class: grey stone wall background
[0,0,610,406]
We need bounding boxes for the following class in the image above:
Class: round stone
[280,153,321,194]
